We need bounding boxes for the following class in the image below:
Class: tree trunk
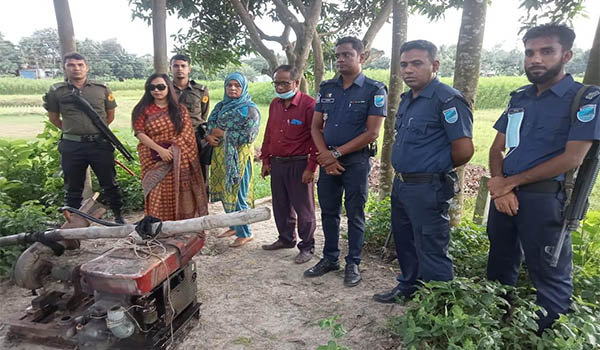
[152,0,168,74]
[583,17,600,85]
[53,0,94,200]
[378,0,407,199]
[312,30,325,93]
[362,0,394,66]
[53,0,76,57]
[449,0,487,226]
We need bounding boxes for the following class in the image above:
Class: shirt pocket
[402,118,428,144]
[284,118,307,140]
[532,114,569,149]
[348,102,368,124]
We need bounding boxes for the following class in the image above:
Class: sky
[1,0,599,58]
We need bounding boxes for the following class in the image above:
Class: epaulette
[49,81,68,91]
[364,77,386,90]
[88,80,109,88]
[583,86,600,100]
[435,84,472,109]
[509,85,531,96]
[190,80,206,91]
[319,79,335,87]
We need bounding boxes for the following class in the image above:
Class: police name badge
[374,95,385,108]
[443,107,458,124]
[577,104,597,123]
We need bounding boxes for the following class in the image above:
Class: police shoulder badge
[577,104,597,123]
[374,95,385,108]
[443,107,458,124]
[202,95,209,103]
[107,93,115,102]
[585,90,600,100]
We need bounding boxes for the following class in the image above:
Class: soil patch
[0,200,404,350]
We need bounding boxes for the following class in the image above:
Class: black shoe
[373,286,406,304]
[344,263,361,287]
[114,215,125,225]
[304,259,340,277]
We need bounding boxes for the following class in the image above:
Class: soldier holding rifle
[43,52,125,224]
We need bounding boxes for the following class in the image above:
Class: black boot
[113,208,125,224]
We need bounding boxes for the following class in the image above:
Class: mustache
[527,65,547,71]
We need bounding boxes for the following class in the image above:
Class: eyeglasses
[272,81,293,88]
[147,84,167,91]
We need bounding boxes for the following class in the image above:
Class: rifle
[550,85,600,267]
[550,140,600,267]
[63,92,134,161]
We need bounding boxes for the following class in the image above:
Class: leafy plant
[363,194,391,248]
[317,315,349,350]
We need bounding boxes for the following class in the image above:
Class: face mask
[275,89,297,100]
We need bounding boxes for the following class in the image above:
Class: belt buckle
[396,172,404,182]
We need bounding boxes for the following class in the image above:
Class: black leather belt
[62,133,104,142]
[271,155,308,162]
[395,172,437,183]
[516,180,563,193]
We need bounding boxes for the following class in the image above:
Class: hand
[157,147,173,162]
[324,161,345,176]
[212,127,225,138]
[261,164,271,178]
[488,176,516,199]
[205,134,221,147]
[493,192,519,216]
[316,150,337,167]
[301,169,315,184]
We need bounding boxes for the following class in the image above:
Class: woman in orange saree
[132,73,208,221]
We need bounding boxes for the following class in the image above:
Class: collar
[526,74,574,98]
[279,90,302,106]
[406,76,439,100]
[336,71,365,88]
[67,79,90,88]
[173,79,193,91]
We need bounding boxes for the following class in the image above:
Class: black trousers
[58,139,123,211]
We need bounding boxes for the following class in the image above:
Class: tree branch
[362,0,394,52]
[230,0,279,72]
[273,0,302,32]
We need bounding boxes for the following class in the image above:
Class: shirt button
[335,124,339,127]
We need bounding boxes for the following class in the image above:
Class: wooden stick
[0,208,271,246]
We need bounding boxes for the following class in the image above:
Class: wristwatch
[331,148,342,159]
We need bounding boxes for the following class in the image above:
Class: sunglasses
[147,83,167,91]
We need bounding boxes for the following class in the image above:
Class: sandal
[229,237,254,247]
[216,229,236,238]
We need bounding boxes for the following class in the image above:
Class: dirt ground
[0,199,405,350]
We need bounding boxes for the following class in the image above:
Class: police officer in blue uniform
[304,36,387,287]
[486,24,600,332]
[373,40,474,303]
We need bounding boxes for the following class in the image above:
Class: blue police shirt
[392,77,473,173]
[494,74,600,179]
[314,72,387,147]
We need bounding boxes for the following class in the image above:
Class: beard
[525,61,563,84]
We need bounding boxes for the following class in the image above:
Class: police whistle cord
[0,207,271,246]
[66,92,134,161]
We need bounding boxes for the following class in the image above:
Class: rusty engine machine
[5,198,205,349]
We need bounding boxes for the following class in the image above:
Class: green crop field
[0,74,597,209]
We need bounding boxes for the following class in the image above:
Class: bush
[363,194,391,248]
[388,218,600,350]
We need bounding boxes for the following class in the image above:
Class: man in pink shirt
[260,65,318,264]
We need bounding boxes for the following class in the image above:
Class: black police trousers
[58,139,123,211]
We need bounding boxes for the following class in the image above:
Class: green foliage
[317,315,349,350]
[363,195,391,248]
[0,200,61,277]
[0,124,144,276]
[389,218,600,350]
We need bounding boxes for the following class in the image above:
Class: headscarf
[207,72,260,189]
